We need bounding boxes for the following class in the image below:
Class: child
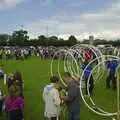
[43,75,61,120]
[58,87,67,120]
[4,84,24,120]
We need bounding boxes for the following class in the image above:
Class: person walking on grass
[63,72,81,120]
[43,75,61,120]
[83,61,94,95]
[4,84,24,120]
[106,58,118,90]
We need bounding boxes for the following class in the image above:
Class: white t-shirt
[43,83,60,118]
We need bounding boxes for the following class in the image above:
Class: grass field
[0,57,119,120]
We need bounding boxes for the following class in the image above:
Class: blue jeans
[68,110,80,120]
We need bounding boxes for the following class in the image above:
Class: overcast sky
[0,0,120,40]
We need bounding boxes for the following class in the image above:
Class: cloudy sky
[0,0,120,40]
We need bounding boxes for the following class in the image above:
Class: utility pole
[46,26,49,46]
[20,25,24,31]
[46,25,48,38]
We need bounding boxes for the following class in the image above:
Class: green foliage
[1,29,120,47]
[0,34,10,46]
[67,35,77,46]
[9,29,29,46]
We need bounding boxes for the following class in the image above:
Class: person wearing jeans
[63,72,80,120]
[106,59,118,90]
[68,109,80,120]
[83,61,94,95]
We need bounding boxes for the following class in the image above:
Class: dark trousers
[106,73,116,90]
[68,109,80,120]
[50,117,57,120]
[85,75,94,95]
[6,109,23,120]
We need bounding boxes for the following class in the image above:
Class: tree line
[0,29,120,47]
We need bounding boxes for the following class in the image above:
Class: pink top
[4,96,24,112]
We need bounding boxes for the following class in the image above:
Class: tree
[37,35,46,46]
[67,35,77,46]
[10,29,29,46]
[48,36,58,46]
[0,34,10,46]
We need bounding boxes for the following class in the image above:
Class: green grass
[0,57,119,120]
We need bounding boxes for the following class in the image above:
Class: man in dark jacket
[63,72,80,120]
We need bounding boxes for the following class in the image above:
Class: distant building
[89,35,94,45]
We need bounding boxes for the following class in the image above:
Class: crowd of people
[0,46,120,61]
[0,45,119,120]
[0,46,64,60]
[43,61,119,120]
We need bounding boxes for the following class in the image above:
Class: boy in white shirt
[43,75,61,120]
